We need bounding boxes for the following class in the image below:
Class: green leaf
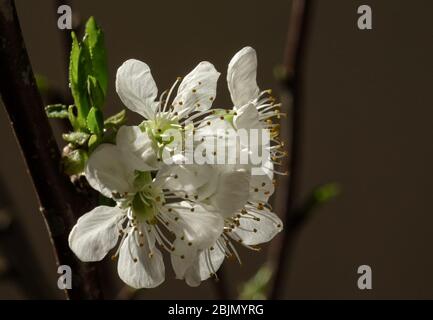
[62,149,88,175]
[69,32,91,127]
[104,109,127,129]
[62,132,90,146]
[68,105,80,130]
[45,104,68,119]
[87,107,104,135]
[83,17,108,95]
[87,75,105,109]
[87,134,100,153]
[239,265,273,300]
[313,183,340,204]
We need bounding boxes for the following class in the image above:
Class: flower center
[129,172,164,224]
[131,190,158,224]
[143,115,181,149]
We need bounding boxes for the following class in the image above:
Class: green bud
[62,149,88,175]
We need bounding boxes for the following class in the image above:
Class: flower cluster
[68,47,286,288]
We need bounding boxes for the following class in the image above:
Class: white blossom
[115,59,221,166]
[69,143,224,288]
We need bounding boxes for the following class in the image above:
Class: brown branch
[0,0,102,299]
[0,177,56,299]
[269,0,314,300]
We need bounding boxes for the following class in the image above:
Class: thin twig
[269,0,314,300]
[0,0,102,299]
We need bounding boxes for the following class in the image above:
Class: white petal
[249,160,275,202]
[196,244,225,281]
[116,59,158,119]
[85,144,135,198]
[116,126,159,171]
[183,265,203,287]
[210,168,251,217]
[233,102,262,130]
[158,164,219,200]
[170,239,197,283]
[171,241,225,287]
[193,116,241,165]
[194,114,234,140]
[173,61,220,117]
[167,201,224,249]
[168,202,224,285]
[117,228,165,288]
[230,206,282,246]
[68,206,123,262]
[227,47,260,108]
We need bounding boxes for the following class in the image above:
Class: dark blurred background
[0,0,432,299]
